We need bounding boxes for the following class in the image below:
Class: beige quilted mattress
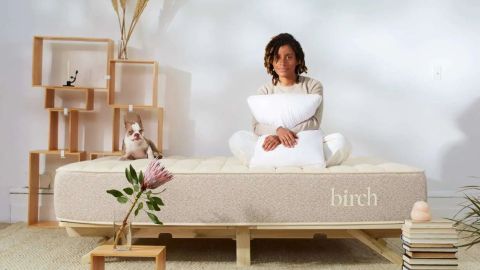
[54,156,427,225]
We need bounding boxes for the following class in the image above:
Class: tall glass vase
[117,39,128,60]
[113,210,132,251]
[113,221,132,250]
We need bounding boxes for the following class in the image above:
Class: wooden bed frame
[61,220,404,266]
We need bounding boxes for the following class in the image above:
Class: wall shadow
[441,97,480,193]
[158,0,189,32]
[162,66,195,156]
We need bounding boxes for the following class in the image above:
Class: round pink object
[410,200,431,221]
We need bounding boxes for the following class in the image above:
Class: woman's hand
[263,135,281,151]
[276,127,298,148]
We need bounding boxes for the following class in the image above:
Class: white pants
[229,130,351,167]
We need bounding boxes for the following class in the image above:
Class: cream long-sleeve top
[252,76,324,136]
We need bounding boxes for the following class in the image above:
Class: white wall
[1,0,479,222]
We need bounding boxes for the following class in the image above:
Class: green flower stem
[113,190,143,248]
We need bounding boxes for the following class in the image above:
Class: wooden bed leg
[236,227,251,267]
[347,229,402,265]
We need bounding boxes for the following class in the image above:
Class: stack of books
[402,219,458,270]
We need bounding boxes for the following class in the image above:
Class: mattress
[54,156,427,225]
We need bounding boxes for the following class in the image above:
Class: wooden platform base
[61,221,403,266]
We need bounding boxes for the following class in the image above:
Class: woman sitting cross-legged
[229,33,351,167]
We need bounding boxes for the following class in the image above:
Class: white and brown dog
[120,112,162,160]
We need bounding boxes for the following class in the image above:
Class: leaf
[151,188,166,195]
[119,0,127,10]
[107,189,123,198]
[111,0,119,14]
[460,185,480,191]
[146,201,154,210]
[130,165,138,184]
[149,198,161,211]
[466,195,480,212]
[117,196,128,204]
[146,212,163,225]
[456,235,480,248]
[146,190,152,199]
[125,168,133,184]
[123,187,133,195]
[151,196,164,206]
[453,203,473,220]
[139,171,144,186]
[133,184,140,192]
[134,202,143,216]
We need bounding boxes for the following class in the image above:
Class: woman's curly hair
[264,33,308,85]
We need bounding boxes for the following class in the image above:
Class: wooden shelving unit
[28,36,114,227]
[28,36,164,227]
[28,150,87,226]
[32,36,113,89]
[47,109,79,152]
[108,59,163,153]
[111,106,164,153]
[44,86,94,111]
[108,59,158,107]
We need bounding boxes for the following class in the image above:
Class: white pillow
[250,130,326,168]
[247,94,322,129]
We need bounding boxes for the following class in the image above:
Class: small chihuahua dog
[120,112,162,160]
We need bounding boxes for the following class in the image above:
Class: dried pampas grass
[110,0,150,59]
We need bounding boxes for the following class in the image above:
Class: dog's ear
[136,116,143,129]
[124,119,131,130]
[124,112,142,129]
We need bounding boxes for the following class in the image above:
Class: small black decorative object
[63,70,79,87]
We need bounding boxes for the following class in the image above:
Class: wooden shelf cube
[28,37,166,227]
[48,109,81,152]
[45,86,94,111]
[28,150,86,226]
[111,106,163,153]
[32,36,113,89]
[89,151,123,160]
[108,60,159,107]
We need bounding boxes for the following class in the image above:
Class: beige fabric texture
[54,156,426,225]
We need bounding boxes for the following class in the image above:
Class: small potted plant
[107,158,173,250]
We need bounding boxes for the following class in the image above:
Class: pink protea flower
[142,158,173,190]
